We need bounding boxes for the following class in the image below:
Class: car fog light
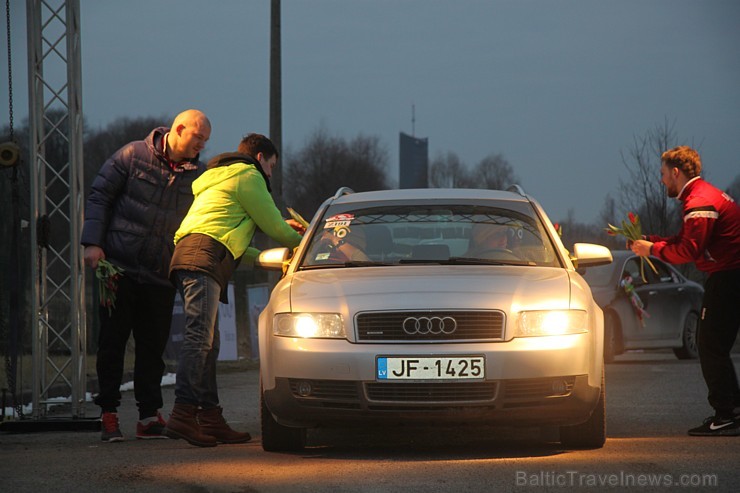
[297,381,313,397]
[551,380,568,395]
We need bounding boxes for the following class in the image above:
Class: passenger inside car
[309,226,370,263]
[464,223,512,258]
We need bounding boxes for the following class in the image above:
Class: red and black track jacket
[647,177,740,274]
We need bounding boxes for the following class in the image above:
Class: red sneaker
[136,412,168,439]
[101,412,124,442]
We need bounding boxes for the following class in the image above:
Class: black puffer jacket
[81,127,205,287]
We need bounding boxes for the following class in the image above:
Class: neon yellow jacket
[174,156,302,261]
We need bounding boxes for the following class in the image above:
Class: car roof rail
[332,187,355,199]
[506,184,526,196]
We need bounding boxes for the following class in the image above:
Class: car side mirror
[255,247,290,271]
[572,243,613,267]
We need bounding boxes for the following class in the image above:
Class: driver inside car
[464,223,511,258]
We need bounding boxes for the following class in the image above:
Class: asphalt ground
[1,351,739,493]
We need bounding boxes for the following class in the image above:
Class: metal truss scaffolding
[23,0,90,426]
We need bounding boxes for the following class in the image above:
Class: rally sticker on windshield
[324,213,355,230]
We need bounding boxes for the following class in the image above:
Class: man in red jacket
[631,145,740,436]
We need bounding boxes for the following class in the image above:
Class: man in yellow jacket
[164,133,304,447]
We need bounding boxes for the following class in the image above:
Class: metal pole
[66,0,86,419]
[7,0,97,431]
[269,0,282,207]
[26,0,46,421]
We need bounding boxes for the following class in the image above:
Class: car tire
[260,385,306,452]
[603,313,618,364]
[559,369,606,449]
[673,311,699,360]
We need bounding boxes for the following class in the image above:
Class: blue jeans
[173,270,221,407]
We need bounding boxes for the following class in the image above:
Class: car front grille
[287,379,498,407]
[365,382,498,402]
[284,377,580,412]
[356,310,505,342]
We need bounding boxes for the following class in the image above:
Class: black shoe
[688,415,740,436]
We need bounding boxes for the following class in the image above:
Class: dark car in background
[580,250,704,362]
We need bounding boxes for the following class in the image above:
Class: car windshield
[298,203,560,269]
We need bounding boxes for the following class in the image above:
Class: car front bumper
[261,334,602,428]
[264,374,600,428]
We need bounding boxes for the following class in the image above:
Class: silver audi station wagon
[256,187,612,451]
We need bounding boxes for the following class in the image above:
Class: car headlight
[273,313,345,338]
[515,310,588,337]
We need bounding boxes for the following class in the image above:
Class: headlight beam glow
[516,310,588,337]
[274,313,345,339]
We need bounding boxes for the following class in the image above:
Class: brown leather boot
[197,406,252,444]
[163,403,217,447]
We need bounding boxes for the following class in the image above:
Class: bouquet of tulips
[605,212,658,282]
[96,259,124,316]
[287,207,310,229]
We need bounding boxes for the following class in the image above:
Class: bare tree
[615,118,708,281]
[726,174,740,201]
[84,115,171,196]
[557,208,613,251]
[471,153,519,190]
[429,151,472,188]
[284,127,390,218]
[429,151,519,190]
[617,117,684,236]
[597,193,623,250]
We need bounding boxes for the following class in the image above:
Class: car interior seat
[364,224,394,260]
[410,243,450,261]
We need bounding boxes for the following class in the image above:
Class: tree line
[3,112,740,331]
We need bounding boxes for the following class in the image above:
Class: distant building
[399,132,428,189]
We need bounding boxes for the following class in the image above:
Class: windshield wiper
[446,257,537,266]
[398,258,447,264]
[343,260,393,267]
[299,260,393,270]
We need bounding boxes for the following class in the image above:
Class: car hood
[286,265,579,313]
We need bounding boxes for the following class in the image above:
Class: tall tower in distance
[399,105,428,189]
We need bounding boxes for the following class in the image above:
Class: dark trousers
[94,276,175,419]
[697,267,740,417]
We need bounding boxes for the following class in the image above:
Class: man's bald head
[167,109,211,162]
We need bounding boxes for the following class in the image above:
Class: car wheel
[603,313,618,364]
[559,368,606,449]
[673,311,699,360]
[260,385,306,452]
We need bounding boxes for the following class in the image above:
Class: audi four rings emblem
[402,316,457,335]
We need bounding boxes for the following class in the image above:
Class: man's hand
[84,245,106,269]
[630,239,653,257]
[286,219,306,235]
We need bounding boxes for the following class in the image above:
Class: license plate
[376,356,485,381]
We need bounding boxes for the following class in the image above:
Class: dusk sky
[3,0,739,223]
